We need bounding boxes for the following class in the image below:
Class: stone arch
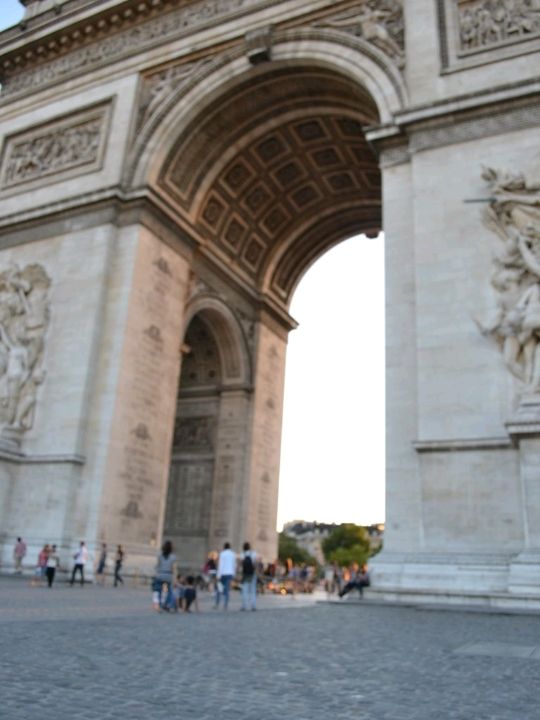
[128,30,407,191]
[182,294,252,388]
[164,295,251,568]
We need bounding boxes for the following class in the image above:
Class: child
[183,575,199,613]
[173,575,186,612]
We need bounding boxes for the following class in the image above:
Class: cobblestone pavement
[1,576,540,720]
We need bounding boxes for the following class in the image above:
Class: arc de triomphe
[0,0,539,604]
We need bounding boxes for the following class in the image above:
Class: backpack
[242,553,255,578]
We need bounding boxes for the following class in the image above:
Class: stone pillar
[371,152,424,588]
[96,226,191,572]
[244,314,288,562]
[507,396,540,594]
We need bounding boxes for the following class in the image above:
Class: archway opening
[277,234,385,534]
[153,57,386,563]
[164,314,222,568]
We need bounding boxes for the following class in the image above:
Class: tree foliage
[322,523,371,566]
[278,532,317,566]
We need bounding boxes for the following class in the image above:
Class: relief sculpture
[458,0,540,51]
[137,59,212,132]
[1,104,110,190]
[0,264,51,442]
[316,0,405,67]
[477,167,540,391]
[3,121,101,188]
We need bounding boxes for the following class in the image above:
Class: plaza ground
[1,576,539,720]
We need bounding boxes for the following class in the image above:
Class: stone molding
[0,448,86,464]
[0,100,113,193]
[408,98,540,153]
[377,143,409,167]
[0,0,287,101]
[369,92,540,163]
[413,437,513,452]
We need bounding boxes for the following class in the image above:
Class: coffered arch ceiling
[157,64,381,308]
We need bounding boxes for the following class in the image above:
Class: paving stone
[1,577,540,719]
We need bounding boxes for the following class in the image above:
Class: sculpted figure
[459,0,540,50]
[316,0,405,66]
[479,166,540,391]
[0,264,50,440]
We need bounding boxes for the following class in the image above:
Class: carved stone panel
[165,460,214,537]
[438,0,540,70]
[0,101,112,192]
[457,0,540,53]
[0,263,51,449]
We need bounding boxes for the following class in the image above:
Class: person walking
[152,540,176,611]
[215,542,236,610]
[240,541,257,611]
[45,545,60,588]
[13,537,27,574]
[70,541,88,586]
[33,544,50,586]
[113,545,124,587]
[96,543,107,585]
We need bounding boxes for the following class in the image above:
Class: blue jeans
[153,579,174,610]
[241,575,257,610]
[215,575,233,609]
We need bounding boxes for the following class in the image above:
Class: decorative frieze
[0,263,51,448]
[477,166,540,391]
[458,0,540,52]
[0,0,266,100]
[0,102,112,191]
[315,0,405,67]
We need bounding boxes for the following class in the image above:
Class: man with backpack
[240,541,257,611]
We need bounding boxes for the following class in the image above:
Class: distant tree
[322,523,371,566]
[278,532,317,567]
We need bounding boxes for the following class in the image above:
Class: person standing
[152,540,176,611]
[240,541,257,611]
[70,541,88,586]
[45,545,60,588]
[13,537,27,573]
[114,545,124,587]
[215,542,236,610]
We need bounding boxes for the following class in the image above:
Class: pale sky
[0,2,386,529]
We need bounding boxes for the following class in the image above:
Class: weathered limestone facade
[0,0,539,603]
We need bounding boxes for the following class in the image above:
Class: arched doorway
[164,301,251,568]
[138,47,394,563]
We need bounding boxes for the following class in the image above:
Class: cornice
[0,0,332,100]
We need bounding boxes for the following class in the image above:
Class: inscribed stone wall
[98,228,189,559]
